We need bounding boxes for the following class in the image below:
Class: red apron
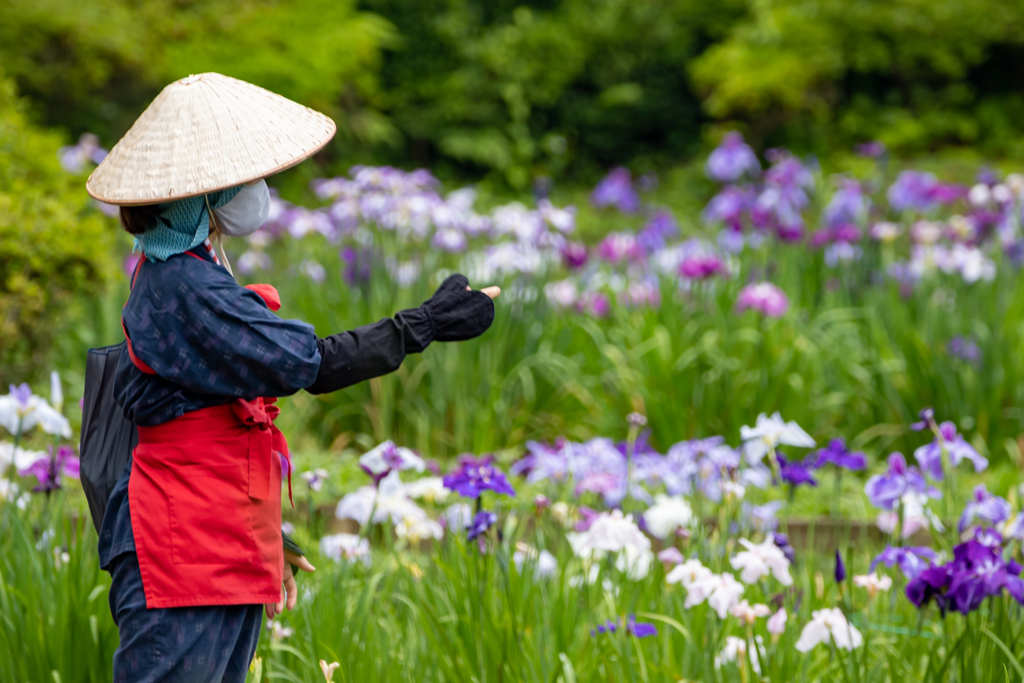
[123,254,292,608]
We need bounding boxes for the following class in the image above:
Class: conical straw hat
[86,73,336,205]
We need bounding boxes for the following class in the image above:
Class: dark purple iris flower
[906,529,1024,615]
[834,550,846,583]
[913,421,988,481]
[18,445,80,493]
[591,168,640,213]
[864,452,940,510]
[560,241,588,269]
[591,615,658,638]
[959,484,1012,532]
[772,532,797,564]
[814,439,867,471]
[443,455,516,499]
[870,545,938,579]
[466,510,497,541]
[705,132,761,183]
[777,452,818,488]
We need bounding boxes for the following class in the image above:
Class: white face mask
[213,180,271,237]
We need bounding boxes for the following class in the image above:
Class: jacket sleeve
[304,308,433,394]
[125,258,322,398]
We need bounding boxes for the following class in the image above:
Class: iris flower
[740,412,815,464]
[735,283,790,318]
[0,384,72,439]
[705,132,761,183]
[814,439,866,471]
[466,510,497,541]
[870,545,938,579]
[864,453,940,510]
[795,608,863,652]
[18,445,80,493]
[959,484,1011,532]
[913,422,988,480]
[730,537,794,586]
[443,455,516,499]
[359,441,426,484]
[591,614,658,638]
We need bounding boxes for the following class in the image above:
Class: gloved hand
[421,274,498,342]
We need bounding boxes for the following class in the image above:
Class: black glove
[421,274,495,342]
[283,531,303,575]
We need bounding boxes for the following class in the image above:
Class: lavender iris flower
[591,168,641,213]
[702,186,754,230]
[638,211,679,253]
[745,500,784,532]
[913,422,988,480]
[864,453,940,510]
[466,510,497,541]
[18,445,80,493]
[442,455,516,499]
[870,545,938,579]
[854,141,886,158]
[823,180,867,228]
[772,532,797,564]
[947,336,981,363]
[777,453,818,487]
[340,246,373,285]
[959,484,1011,532]
[887,171,940,213]
[705,132,760,183]
[813,439,867,471]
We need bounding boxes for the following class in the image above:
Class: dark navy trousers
[108,553,263,683]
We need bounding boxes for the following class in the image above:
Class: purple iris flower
[888,171,940,213]
[772,532,797,564]
[679,253,727,280]
[913,422,988,480]
[592,615,658,638]
[638,211,679,253]
[702,186,754,230]
[870,545,938,579]
[947,336,981,364]
[959,484,1012,532]
[705,132,760,183]
[340,246,373,285]
[18,445,80,493]
[560,241,588,269]
[745,500,784,532]
[864,452,940,510]
[824,180,867,227]
[906,529,1024,615]
[910,407,934,431]
[591,168,641,213]
[442,455,516,499]
[574,506,601,532]
[835,550,846,583]
[854,141,886,158]
[466,510,497,541]
[777,452,818,488]
[814,439,866,471]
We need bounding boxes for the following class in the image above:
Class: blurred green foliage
[5,0,1024,185]
[0,73,114,382]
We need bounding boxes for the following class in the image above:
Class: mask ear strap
[205,194,235,278]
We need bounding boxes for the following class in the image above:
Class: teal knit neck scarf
[134,186,243,261]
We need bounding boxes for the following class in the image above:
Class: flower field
[4,134,1024,681]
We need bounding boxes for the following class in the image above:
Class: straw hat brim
[86,73,337,206]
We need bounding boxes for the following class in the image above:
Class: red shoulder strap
[122,255,157,375]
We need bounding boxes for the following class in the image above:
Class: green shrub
[0,74,115,383]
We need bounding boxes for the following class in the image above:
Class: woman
[87,73,498,681]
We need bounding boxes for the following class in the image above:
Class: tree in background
[0,73,114,381]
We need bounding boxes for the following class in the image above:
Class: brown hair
[118,204,162,235]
